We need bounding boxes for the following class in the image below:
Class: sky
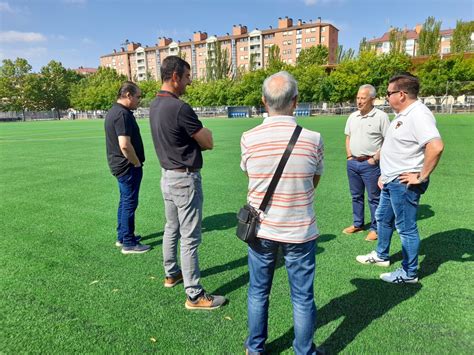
[0,0,473,72]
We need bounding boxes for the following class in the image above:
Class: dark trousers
[347,159,381,231]
[116,166,143,247]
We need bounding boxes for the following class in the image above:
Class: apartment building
[100,16,339,81]
[368,25,460,56]
[73,66,97,75]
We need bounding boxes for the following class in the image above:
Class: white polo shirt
[380,100,441,183]
[240,116,324,243]
[344,107,390,157]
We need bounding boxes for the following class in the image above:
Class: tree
[184,78,230,106]
[137,78,161,107]
[372,52,412,97]
[38,60,82,113]
[451,20,474,53]
[416,56,474,97]
[70,67,127,110]
[266,45,284,72]
[416,57,452,96]
[205,41,231,81]
[326,51,411,103]
[358,37,372,54]
[249,53,258,72]
[296,45,328,66]
[336,45,355,63]
[229,69,267,107]
[290,64,329,103]
[389,28,407,54]
[418,16,442,56]
[450,57,474,94]
[0,58,35,113]
[177,48,187,61]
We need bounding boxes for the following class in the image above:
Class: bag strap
[258,125,302,211]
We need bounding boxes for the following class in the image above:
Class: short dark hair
[160,56,190,82]
[389,72,420,98]
[117,81,139,99]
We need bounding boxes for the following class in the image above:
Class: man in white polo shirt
[356,73,444,284]
[240,71,324,354]
[343,84,390,241]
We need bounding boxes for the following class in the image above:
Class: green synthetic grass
[1,114,473,353]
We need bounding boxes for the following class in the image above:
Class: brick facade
[99,16,339,81]
[367,25,466,57]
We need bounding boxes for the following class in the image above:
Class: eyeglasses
[386,90,403,97]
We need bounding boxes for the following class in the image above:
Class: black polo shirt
[149,91,203,170]
[104,103,145,177]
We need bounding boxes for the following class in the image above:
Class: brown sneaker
[164,272,183,288]
[365,230,378,241]
[342,225,364,234]
[185,291,227,310]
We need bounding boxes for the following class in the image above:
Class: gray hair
[359,84,376,98]
[262,71,298,112]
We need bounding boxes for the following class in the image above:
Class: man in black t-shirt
[105,81,150,255]
[149,56,226,310]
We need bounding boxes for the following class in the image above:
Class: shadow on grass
[202,212,237,233]
[201,255,248,278]
[141,231,163,247]
[207,234,336,302]
[417,204,435,221]
[267,228,473,354]
[140,211,236,249]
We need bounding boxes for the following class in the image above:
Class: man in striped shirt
[240,71,324,355]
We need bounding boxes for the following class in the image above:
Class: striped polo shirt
[240,116,324,243]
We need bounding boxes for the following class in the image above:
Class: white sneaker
[356,251,390,267]
[121,243,151,254]
[115,235,141,247]
[380,267,418,284]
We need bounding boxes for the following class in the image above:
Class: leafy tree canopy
[296,45,329,66]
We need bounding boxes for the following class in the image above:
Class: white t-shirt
[380,100,441,183]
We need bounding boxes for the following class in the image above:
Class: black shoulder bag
[236,125,303,243]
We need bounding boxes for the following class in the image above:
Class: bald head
[262,71,298,115]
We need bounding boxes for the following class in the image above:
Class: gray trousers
[161,169,203,298]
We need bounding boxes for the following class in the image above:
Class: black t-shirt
[104,103,145,177]
[149,91,203,170]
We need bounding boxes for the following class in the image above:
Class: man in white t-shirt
[356,73,444,284]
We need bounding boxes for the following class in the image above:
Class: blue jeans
[376,179,429,277]
[347,159,381,231]
[116,166,142,247]
[246,238,317,355]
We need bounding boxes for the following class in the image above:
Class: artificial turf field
[1,114,473,354]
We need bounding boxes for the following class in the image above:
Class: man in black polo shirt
[149,56,226,310]
[105,81,150,254]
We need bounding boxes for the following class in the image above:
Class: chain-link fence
[1,95,473,122]
[0,110,64,122]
